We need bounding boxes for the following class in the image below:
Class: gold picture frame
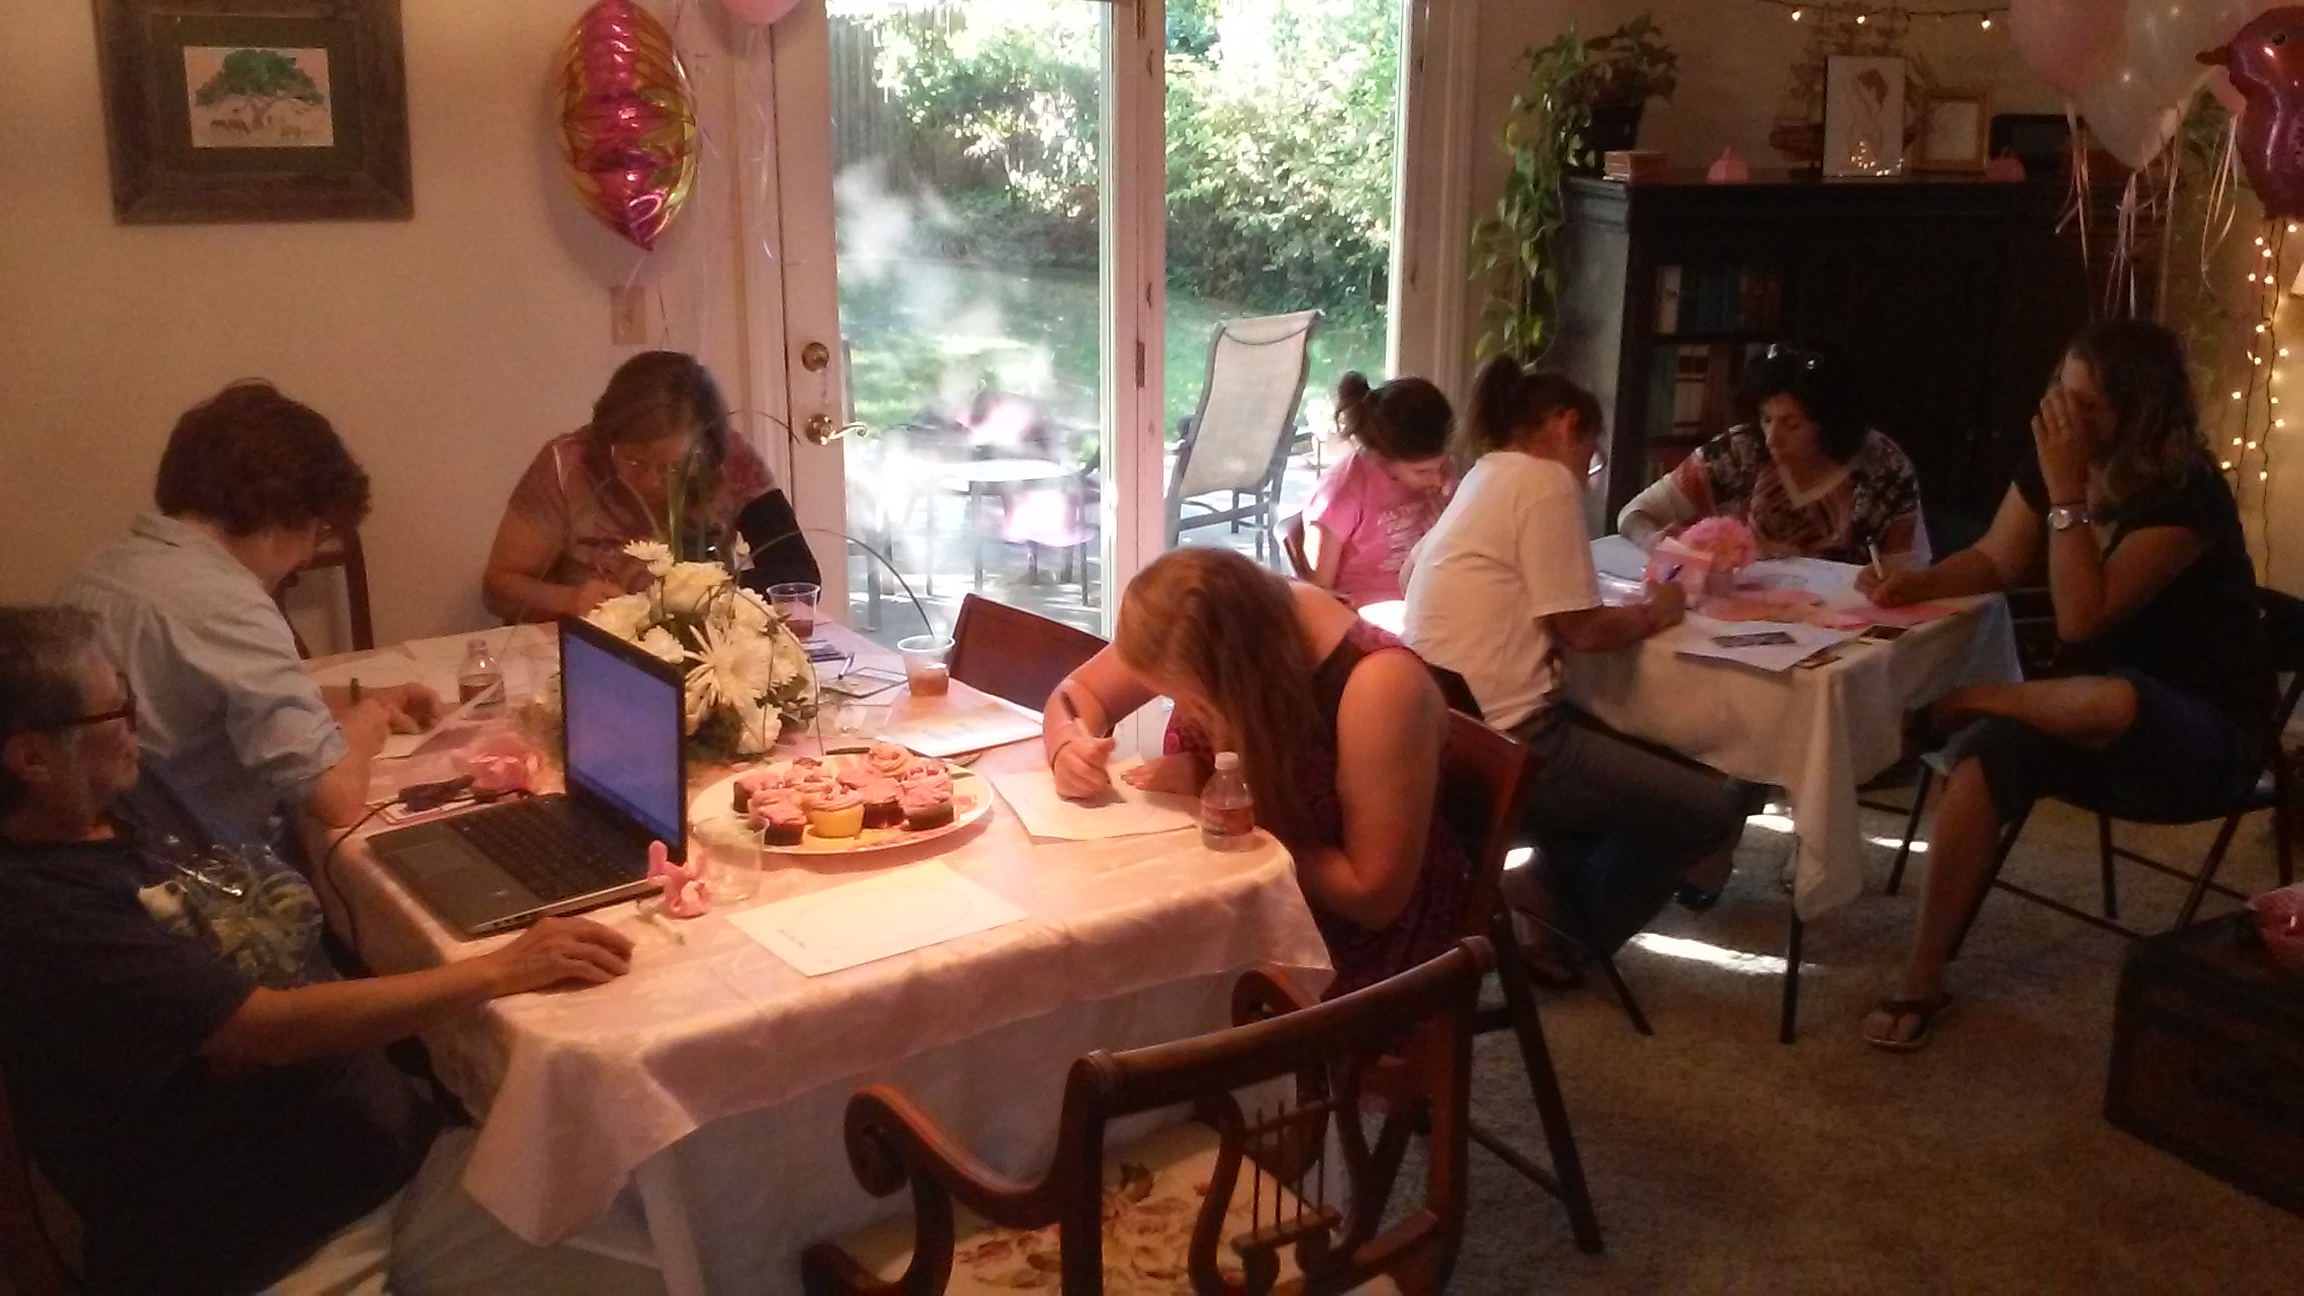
[1916,92,1992,173]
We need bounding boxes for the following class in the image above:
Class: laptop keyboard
[447,802,644,903]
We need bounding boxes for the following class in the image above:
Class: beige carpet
[1445,792,2298,1294]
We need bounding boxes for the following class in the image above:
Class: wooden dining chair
[1279,513,1314,582]
[945,593,1108,712]
[1906,589,2304,953]
[801,938,1492,1295]
[274,526,375,659]
[1434,712,1606,1254]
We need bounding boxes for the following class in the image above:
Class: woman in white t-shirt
[1401,358,1755,968]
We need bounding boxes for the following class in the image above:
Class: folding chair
[1165,311,1322,562]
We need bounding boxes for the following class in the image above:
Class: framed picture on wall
[1821,55,1907,179]
[91,0,412,223]
[1916,91,1992,172]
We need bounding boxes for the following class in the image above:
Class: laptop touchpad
[398,841,538,923]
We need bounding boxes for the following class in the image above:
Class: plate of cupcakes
[692,741,993,855]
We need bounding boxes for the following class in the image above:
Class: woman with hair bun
[1298,371,1456,607]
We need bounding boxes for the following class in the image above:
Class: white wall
[0,1,756,648]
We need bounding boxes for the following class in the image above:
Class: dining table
[301,619,1332,1295]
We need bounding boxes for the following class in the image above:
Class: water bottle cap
[1213,751,1241,771]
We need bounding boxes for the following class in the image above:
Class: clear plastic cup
[768,582,822,639]
[897,634,953,698]
[690,815,763,904]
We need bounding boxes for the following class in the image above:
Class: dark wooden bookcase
[1550,172,2117,536]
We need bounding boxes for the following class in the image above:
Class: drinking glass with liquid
[457,638,504,717]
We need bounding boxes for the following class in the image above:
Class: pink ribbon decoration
[647,840,711,918]
[557,1,700,250]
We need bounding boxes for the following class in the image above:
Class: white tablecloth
[307,624,1331,1295]
[1565,538,2024,919]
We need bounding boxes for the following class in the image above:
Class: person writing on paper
[1857,320,2271,1051]
[1401,359,1757,970]
[0,605,654,1295]
[60,382,439,848]
[482,350,820,622]
[1618,342,1931,568]
[1298,372,1456,607]
[1041,548,1468,997]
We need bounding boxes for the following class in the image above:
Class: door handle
[804,414,871,446]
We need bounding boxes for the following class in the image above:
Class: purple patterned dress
[1168,619,1470,998]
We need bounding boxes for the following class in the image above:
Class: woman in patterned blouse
[1618,343,1932,569]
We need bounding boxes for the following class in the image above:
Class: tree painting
[185,47,334,149]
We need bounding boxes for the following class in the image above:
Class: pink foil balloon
[2202,7,2304,218]
[558,1,699,251]
[2011,0,2127,97]
[723,0,802,25]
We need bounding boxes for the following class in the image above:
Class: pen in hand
[1867,543,1885,584]
[349,677,362,707]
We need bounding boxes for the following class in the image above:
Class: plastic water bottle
[1199,751,1256,851]
[457,638,504,717]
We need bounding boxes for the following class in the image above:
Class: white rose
[586,592,656,642]
[622,540,676,578]
[660,562,730,617]
[638,626,687,665]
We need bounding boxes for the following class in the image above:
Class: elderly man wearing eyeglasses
[0,605,652,1295]
[1617,341,1933,570]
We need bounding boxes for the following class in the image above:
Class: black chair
[1890,589,2304,948]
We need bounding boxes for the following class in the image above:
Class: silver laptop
[370,616,688,937]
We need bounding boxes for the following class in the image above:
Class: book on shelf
[1654,265,1682,335]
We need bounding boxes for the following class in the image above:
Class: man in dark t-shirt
[0,606,652,1295]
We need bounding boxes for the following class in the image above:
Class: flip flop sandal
[1862,992,1956,1053]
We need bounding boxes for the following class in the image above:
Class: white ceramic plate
[689,753,993,855]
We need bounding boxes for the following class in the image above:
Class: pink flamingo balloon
[2202,7,2304,220]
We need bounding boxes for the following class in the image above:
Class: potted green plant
[1470,15,1677,360]
[1582,14,1678,156]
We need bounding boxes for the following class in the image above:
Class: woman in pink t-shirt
[1300,373,1455,607]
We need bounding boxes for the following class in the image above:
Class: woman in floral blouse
[1618,343,1931,569]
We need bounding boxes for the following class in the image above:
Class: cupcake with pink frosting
[733,768,786,813]
[899,764,954,803]
[900,780,955,831]
[749,792,807,846]
[863,741,915,780]
[856,776,904,830]
[803,784,865,839]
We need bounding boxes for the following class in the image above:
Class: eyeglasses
[34,680,137,734]
[1764,342,1823,372]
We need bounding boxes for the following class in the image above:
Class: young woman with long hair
[1857,318,2272,1050]
[1299,372,1457,606]
[482,351,819,621]
[1401,357,1755,966]
[1040,547,1467,996]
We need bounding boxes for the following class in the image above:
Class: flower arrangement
[584,539,816,758]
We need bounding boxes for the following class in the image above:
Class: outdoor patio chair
[1165,310,1322,562]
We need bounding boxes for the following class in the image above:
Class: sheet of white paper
[985,759,1201,841]
[881,698,1044,757]
[727,862,1029,976]
[376,687,495,761]
[1737,555,1868,609]
[1591,534,1651,583]
[1664,615,1860,673]
[307,649,426,692]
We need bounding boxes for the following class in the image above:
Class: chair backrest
[1169,311,1323,503]
[275,527,375,658]
[2259,588,2304,751]
[1435,711,1539,943]
[1279,513,1314,582]
[1064,938,1490,1294]
[945,594,1108,712]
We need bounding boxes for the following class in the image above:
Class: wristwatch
[2046,502,2092,532]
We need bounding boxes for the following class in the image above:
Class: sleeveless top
[1168,619,1471,998]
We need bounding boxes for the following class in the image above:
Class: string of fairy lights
[1744,0,2009,28]
[2229,224,2295,571]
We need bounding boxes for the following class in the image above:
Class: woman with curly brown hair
[482,350,818,622]
[1858,319,2273,1051]
[1038,547,1468,997]
[60,382,438,849]
[1298,372,1456,607]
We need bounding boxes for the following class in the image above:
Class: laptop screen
[561,625,685,850]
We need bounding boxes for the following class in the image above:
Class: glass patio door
[769,0,1167,650]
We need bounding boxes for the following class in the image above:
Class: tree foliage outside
[836,0,1398,332]
[192,48,324,128]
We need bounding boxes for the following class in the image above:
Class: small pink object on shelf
[647,840,711,919]
[1983,152,2027,182]
[1706,147,1751,183]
